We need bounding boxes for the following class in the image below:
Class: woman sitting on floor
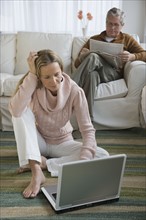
[9,49,109,199]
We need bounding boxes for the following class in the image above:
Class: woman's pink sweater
[9,72,97,159]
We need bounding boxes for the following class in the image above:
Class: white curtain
[1,0,122,36]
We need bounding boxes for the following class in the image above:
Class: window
[1,0,122,36]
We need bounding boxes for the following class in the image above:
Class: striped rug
[0,128,146,220]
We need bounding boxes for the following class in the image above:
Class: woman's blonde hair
[14,49,64,94]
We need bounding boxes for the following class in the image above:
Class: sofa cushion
[0,73,13,96]
[0,34,16,75]
[3,74,25,96]
[94,79,128,100]
[140,43,146,50]
[131,34,140,44]
[72,37,89,72]
[15,32,72,76]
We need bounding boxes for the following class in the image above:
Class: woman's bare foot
[17,166,30,174]
[17,156,47,174]
[23,161,46,199]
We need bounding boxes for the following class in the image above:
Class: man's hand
[119,51,135,63]
[79,48,90,62]
[27,51,38,74]
[75,48,90,68]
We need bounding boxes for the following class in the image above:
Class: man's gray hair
[106,7,125,26]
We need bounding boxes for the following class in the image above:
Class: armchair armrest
[124,61,146,97]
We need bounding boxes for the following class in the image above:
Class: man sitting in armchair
[72,7,146,121]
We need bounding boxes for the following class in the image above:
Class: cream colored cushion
[3,74,25,96]
[140,43,146,50]
[15,32,72,76]
[94,79,128,100]
[0,73,12,96]
[0,34,16,75]
[72,37,88,72]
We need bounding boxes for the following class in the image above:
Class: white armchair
[71,37,146,130]
[93,60,146,129]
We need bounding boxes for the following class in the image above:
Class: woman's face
[40,62,62,95]
[106,15,123,38]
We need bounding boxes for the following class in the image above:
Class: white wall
[122,0,146,43]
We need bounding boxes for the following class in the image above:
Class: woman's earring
[61,77,63,82]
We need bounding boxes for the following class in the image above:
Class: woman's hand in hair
[27,51,38,74]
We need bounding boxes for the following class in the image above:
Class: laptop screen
[57,155,126,207]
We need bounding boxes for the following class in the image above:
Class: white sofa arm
[124,61,146,97]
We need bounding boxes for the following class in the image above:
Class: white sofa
[0,31,146,131]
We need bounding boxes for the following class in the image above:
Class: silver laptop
[41,154,126,212]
